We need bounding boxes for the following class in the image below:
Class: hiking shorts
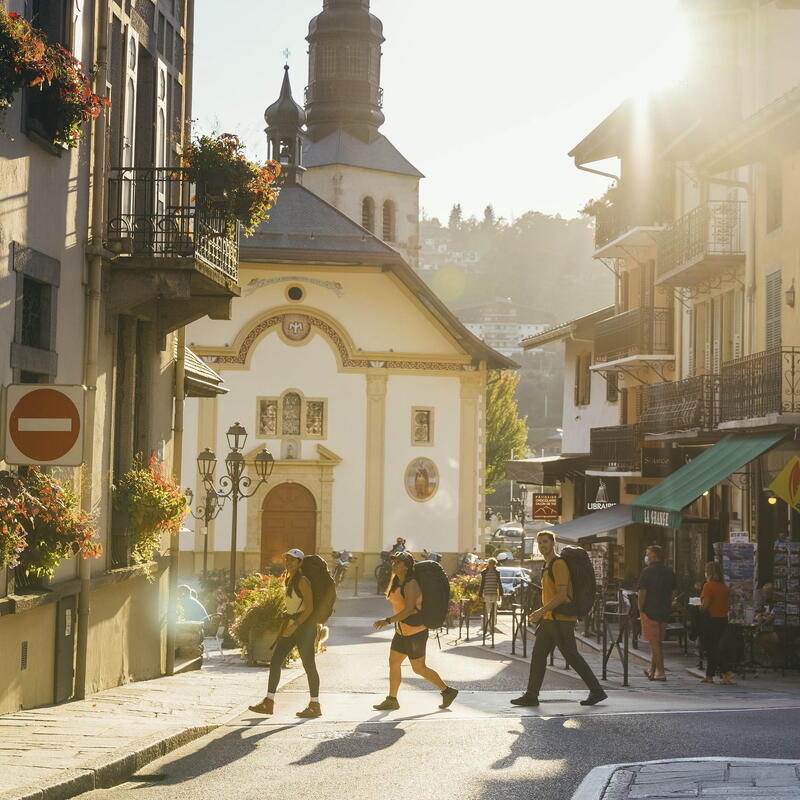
[640,612,667,643]
[391,629,428,660]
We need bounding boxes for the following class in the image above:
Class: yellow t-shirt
[542,558,575,621]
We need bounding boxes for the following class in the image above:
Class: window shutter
[712,295,722,375]
[574,356,581,407]
[732,288,744,360]
[687,305,695,376]
[766,270,782,350]
[584,355,592,405]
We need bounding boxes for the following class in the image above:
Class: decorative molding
[244,275,345,297]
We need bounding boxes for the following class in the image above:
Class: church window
[257,392,327,440]
[382,200,396,242]
[306,401,325,437]
[257,399,278,437]
[411,407,434,446]
[362,197,375,233]
[282,392,302,435]
[319,45,336,77]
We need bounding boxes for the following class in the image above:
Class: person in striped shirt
[479,558,504,633]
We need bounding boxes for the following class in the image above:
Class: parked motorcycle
[375,550,393,594]
[331,550,356,587]
[422,549,442,563]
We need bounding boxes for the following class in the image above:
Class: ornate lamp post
[185,485,223,576]
[197,424,274,593]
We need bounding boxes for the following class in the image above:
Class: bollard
[353,565,359,597]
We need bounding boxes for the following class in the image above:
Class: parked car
[497,566,532,609]
[486,523,524,546]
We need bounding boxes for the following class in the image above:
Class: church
[180,0,513,577]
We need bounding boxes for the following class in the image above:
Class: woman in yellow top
[372,551,458,711]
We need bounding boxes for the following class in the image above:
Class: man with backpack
[511,531,607,708]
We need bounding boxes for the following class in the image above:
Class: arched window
[362,197,375,233]
[382,199,396,241]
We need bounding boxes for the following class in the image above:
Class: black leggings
[268,622,320,696]
[702,617,730,678]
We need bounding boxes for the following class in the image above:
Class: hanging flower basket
[113,455,188,565]
[0,10,48,109]
[0,477,29,570]
[182,133,281,236]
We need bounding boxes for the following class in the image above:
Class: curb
[571,757,800,800]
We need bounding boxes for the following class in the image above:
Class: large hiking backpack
[404,559,450,629]
[550,546,596,620]
[300,554,337,624]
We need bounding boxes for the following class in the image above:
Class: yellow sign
[768,456,800,512]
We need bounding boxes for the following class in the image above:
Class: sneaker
[579,689,608,706]
[439,687,459,709]
[510,694,539,707]
[373,696,400,711]
[296,701,322,718]
[248,698,274,715]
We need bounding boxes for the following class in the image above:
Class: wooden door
[260,483,316,571]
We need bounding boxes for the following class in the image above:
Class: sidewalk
[572,758,800,799]
[0,650,298,800]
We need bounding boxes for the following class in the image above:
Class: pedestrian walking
[511,531,606,707]
[248,549,322,718]
[699,560,735,684]
[479,557,504,633]
[372,551,458,711]
[637,544,676,681]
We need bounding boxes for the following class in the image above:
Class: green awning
[631,432,785,529]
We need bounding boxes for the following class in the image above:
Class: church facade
[180,0,512,576]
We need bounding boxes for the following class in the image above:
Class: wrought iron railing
[594,307,673,363]
[594,202,629,250]
[639,374,720,434]
[106,167,239,282]
[720,347,800,422]
[589,424,641,473]
[658,201,746,279]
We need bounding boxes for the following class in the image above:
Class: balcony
[589,424,641,474]
[657,201,746,287]
[105,167,240,338]
[720,347,800,426]
[591,193,669,259]
[593,307,674,368]
[639,374,720,436]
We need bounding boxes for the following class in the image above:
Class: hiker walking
[372,551,458,711]
[511,531,606,707]
[249,548,322,718]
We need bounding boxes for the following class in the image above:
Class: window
[574,353,591,406]
[382,200,396,241]
[282,392,302,435]
[257,392,327,440]
[411,407,434,446]
[606,371,619,403]
[362,197,375,233]
[257,399,278,437]
[766,160,783,233]
[766,270,782,350]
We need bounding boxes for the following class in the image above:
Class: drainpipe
[574,161,620,183]
[75,0,109,701]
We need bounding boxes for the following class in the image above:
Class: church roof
[240,184,515,369]
[303,128,424,178]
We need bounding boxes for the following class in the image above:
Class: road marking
[17,418,73,432]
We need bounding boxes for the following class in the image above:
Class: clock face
[159,71,166,100]
[128,37,137,70]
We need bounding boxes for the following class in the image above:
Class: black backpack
[548,546,596,620]
[404,560,450,629]
[300,554,336,624]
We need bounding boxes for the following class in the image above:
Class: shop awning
[631,432,785,529]
[540,504,634,543]
[505,454,589,485]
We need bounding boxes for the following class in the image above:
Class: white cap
[285,548,305,560]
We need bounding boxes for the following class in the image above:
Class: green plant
[0,475,29,569]
[113,455,188,564]
[485,370,529,490]
[450,572,482,614]
[0,9,47,109]
[182,133,281,235]
[229,573,288,647]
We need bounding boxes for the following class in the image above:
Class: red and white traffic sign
[4,385,85,466]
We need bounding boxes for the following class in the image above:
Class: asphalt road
[76,597,800,800]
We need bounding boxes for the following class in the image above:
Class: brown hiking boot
[248,698,274,715]
[296,701,322,718]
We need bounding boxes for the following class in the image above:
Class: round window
[287,285,304,301]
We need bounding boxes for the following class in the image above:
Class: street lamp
[185,486,223,576]
[198,423,274,592]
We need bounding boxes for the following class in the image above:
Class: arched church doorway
[260,483,316,571]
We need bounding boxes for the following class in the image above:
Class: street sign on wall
[4,385,85,466]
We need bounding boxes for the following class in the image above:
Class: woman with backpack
[249,548,322,718]
[372,551,458,710]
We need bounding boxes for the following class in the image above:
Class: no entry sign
[4,385,85,466]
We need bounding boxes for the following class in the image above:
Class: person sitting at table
[755,582,783,667]
[699,561,735,685]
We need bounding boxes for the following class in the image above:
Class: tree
[482,204,496,230]
[448,203,463,231]
[485,370,529,491]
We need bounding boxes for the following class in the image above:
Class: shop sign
[729,531,750,544]
[632,506,682,529]
[532,493,561,520]
[641,447,682,478]
[586,476,619,512]
[768,456,800,513]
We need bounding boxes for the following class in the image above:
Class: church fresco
[405,457,439,502]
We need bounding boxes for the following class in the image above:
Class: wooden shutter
[766,270,782,350]
[711,295,722,375]
[732,288,744,360]
[574,355,581,406]
[687,304,696,376]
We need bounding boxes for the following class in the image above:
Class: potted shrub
[229,573,288,665]
[113,455,188,565]
[181,133,281,235]
[0,475,29,570]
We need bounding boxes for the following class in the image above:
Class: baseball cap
[285,548,305,560]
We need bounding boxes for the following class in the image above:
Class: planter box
[247,629,280,666]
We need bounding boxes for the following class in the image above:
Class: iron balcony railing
[594,202,629,250]
[594,307,673,364]
[658,200,746,280]
[639,374,720,434]
[592,190,671,250]
[589,424,641,473]
[106,167,239,282]
[721,347,800,422]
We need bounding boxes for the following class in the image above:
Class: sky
[193,1,691,224]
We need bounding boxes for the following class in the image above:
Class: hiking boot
[248,698,274,715]
[439,687,459,709]
[579,689,608,706]
[373,696,400,710]
[510,694,539,707]
[296,701,322,718]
